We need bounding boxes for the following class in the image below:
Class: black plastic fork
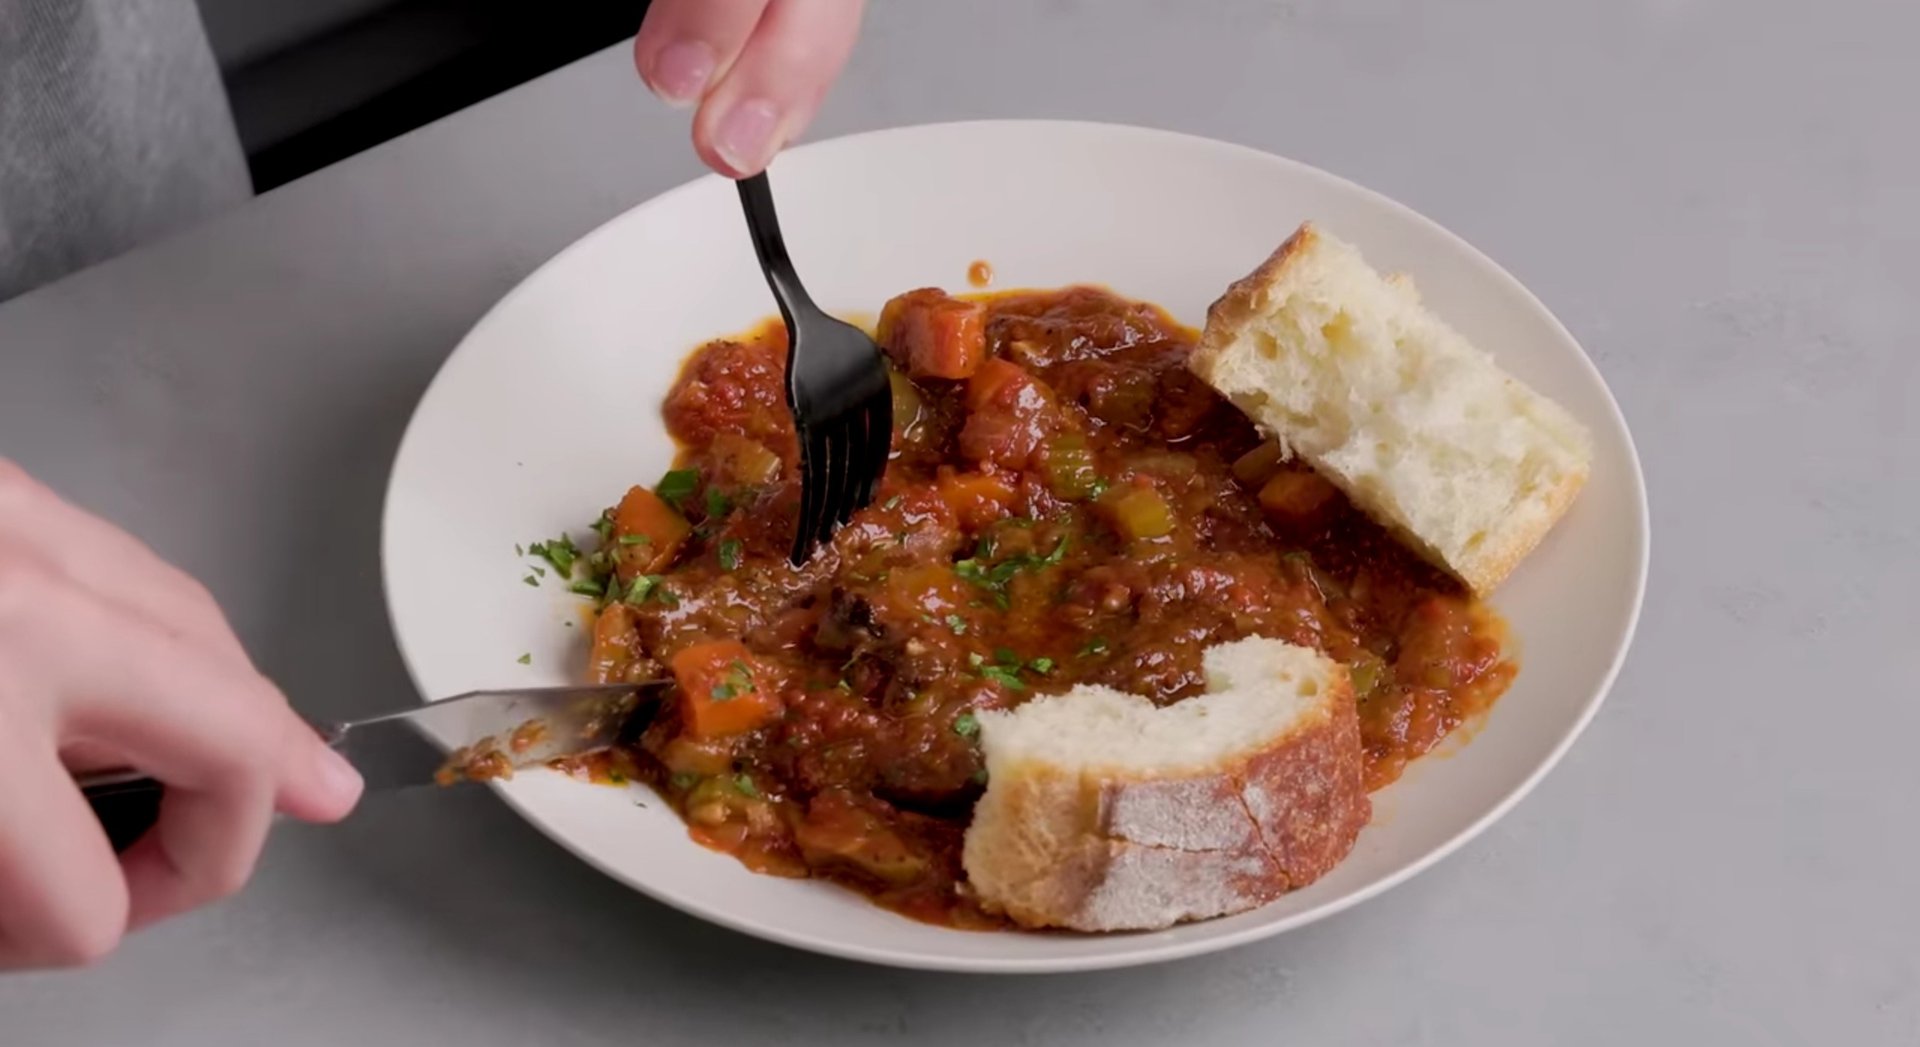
[736,171,893,565]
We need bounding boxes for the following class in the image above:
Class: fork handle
[736,172,821,324]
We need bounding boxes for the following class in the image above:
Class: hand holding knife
[78,682,668,851]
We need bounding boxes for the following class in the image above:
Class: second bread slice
[1189,223,1592,594]
[961,637,1369,932]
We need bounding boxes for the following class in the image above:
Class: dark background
[194,0,650,190]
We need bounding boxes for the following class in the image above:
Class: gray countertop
[3,1,1916,1044]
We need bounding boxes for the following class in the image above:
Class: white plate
[382,120,1648,973]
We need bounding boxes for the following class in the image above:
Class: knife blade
[78,681,670,851]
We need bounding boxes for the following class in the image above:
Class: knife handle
[80,773,164,853]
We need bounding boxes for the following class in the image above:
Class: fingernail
[651,40,715,105]
[715,99,781,174]
[316,745,364,805]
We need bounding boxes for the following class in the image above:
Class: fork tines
[733,171,893,565]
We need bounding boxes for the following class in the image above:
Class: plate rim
[378,118,1651,973]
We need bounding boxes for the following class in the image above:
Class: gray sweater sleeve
[0,0,250,302]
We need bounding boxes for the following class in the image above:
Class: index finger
[31,582,362,826]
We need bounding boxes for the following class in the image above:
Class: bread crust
[1189,221,1588,595]
[962,666,1369,932]
[1189,222,1322,383]
[1455,461,1589,593]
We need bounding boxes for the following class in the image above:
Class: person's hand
[634,0,866,178]
[0,460,362,969]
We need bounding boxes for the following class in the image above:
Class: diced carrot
[671,640,783,739]
[612,485,691,577]
[1257,470,1339,522]
[877,289,987,380]
[934,471,1016,530]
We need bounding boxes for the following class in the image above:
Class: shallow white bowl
[381,120,1648,973]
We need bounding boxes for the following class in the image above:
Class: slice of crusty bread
[1189,223,1592,594]
[961,637,1369,932]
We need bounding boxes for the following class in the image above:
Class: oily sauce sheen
[581,286,1515,927]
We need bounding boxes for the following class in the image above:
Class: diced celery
[1042,434,1101,499]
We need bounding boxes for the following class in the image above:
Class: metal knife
[78,682,669,852]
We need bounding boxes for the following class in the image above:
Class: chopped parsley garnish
[1041,538,1069,566]
[970,767,990,786]
[953,558,993,585]
[522,574,539,587]
[968,648,1052,688]
[705,487,733,519]
[952,712,980,738]
[952,535,1070,609]
[531,565,547,577]
[709,660,755,701]
[567,579,603,597]
[618,533,652,546]
[591,510,615,542]
[528,533,579,575]
[516,652,531,665]
[978,664,1025,690]
[1079,636,1110,656]
[669,772,697,791]
[732,774,759,797]
[514,543,524,557]
[718,539,743,571]
[945,614,968,635]
[655,468,700,509]
[625,574,675,606]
